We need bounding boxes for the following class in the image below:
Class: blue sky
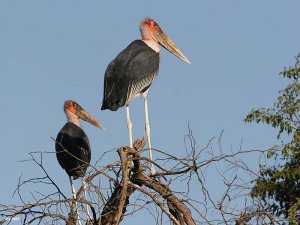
[1,0,300,223]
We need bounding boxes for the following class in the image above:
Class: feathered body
[55,122,91,179]
[101,40,159,111]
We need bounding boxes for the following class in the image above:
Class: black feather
[101,40,159,111]
[55,122,91,179]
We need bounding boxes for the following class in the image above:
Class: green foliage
[245,53,300,224]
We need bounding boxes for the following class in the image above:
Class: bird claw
[150,167,156,176]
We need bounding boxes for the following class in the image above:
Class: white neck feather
[142,39,160,53]
[65,110,80,127]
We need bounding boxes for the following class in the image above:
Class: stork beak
[154,28,191,64]
[75,104,106,130]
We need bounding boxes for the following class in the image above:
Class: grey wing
[125,50,159,103]
[101,40,159,110]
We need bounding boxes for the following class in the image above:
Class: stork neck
[142,39,160,53]
[65,111,81,127]
[68,118,80,127]
[140,24,160,53]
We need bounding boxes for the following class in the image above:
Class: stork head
[140,17,191,64]
[64,100,105,130]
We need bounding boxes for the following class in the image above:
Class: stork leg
[143,93,156,175]
[69,177,82,225]
[126,105,133,148]
[82,178,91,221]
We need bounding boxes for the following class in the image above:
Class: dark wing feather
[101,40,159,111]
[55,122,91,179]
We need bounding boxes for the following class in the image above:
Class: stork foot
[150,166,156,176]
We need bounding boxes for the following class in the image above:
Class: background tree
[245,53,300,224]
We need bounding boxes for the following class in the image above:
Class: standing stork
[55,100,105,222]
[101,18,190,174]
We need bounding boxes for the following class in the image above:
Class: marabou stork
[56,100,105,220]
[101,18,190,174]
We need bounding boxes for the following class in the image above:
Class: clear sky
[1,1,300,224]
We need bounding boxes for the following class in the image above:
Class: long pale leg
[143,93,156,175]
[69,177,82,225]
[126,106,133,148]
[82,178,91,221]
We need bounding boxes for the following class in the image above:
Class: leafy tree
[245,53,300,224]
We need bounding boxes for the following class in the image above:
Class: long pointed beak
[154,29,191,64]
[75,106,106,130]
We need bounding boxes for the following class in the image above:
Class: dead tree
[0,131,282,225]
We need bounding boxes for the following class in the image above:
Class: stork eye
[154,22,158,27]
